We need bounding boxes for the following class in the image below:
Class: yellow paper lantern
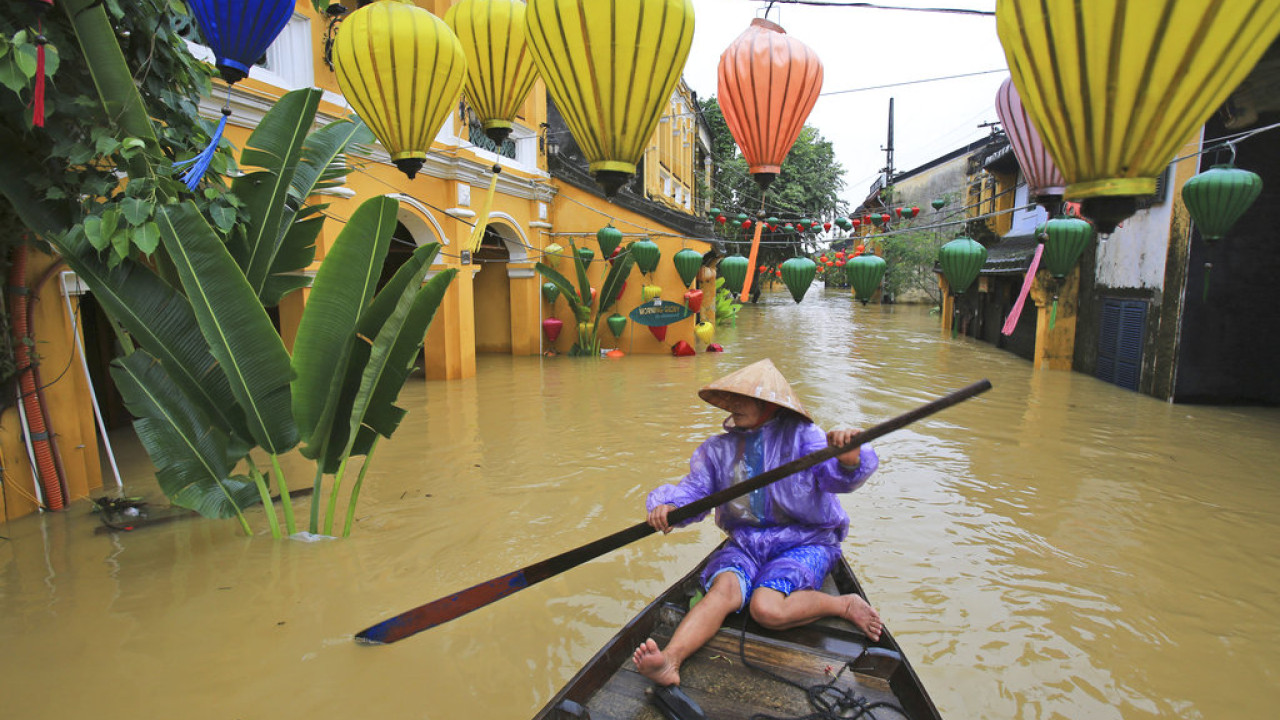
[333,0,467,179]
[525,0,695,195]
[444,0,541,146]
[997,0,1280,232]
[694,320,714,345]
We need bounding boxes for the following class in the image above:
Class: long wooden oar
[355,379,993,645]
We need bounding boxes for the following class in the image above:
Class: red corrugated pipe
[9,243,66,510]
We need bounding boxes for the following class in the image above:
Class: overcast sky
[682,0,1009,207]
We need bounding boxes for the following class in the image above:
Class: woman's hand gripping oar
[354,379,993,645]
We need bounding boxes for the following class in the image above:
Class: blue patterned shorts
[702,543,840,611]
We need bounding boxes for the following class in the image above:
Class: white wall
[1092,202,1173,290]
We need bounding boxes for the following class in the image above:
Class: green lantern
[766,216,780,229]
[938,236,987,295]
[834,217,851,231]
[630,238,661,274]
[606,313,627,338]
[541,282,560,305]
[931,198,946,210]
[719,255,749,294]
[735,212,749,224]
[846,251,886,305]
[1041,217,1094,279]
[577,246,595,264]
[708,207,722,219]
[780,257,817,303]
[673,248,702,288]
[1181,164,1263,242]
[596,223,623,258]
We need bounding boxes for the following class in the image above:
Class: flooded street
[3,287,1279,719]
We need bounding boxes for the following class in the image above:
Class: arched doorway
[473,224,515,353]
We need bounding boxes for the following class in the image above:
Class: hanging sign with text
[629,300,694,327]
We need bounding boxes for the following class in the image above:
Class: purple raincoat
[648,412,878,598]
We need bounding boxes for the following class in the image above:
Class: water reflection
[2,287,1278,719]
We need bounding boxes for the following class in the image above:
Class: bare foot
[842,594,883,641]
[632,638,681,686]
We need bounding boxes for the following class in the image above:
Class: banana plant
[55,90,452,538]
[536,239,634,357]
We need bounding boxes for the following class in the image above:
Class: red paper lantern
[742,219,752,229]
[852,219,861,229]
[835,251,845,259]
[684,288,703,314]
[836,259,845,267]
[542,317,563,342]
[671,340,696,357]
[911,206,920,217]
[823,222,832,231]
[717,214,727,223]
[855,244,865,253]
[648,325,668,341]
[758,264,768,273]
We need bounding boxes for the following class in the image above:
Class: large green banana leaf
[57,232,249,440]
[258,116,375,308]
[596,251,635,317]
[339,261,456,466]
[536,262,590,323]
[316,245,452,471]
[260,213,324,307]
[110,351,257,519]
[157,202,297,454]
[291,196,398,457]
[230,88,321,297]
[289,117,374,206]
[351,248,452,439]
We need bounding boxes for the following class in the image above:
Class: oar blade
[355,570,530,645]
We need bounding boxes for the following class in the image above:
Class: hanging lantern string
[1163,119,1280,167]
[174,86,233,191]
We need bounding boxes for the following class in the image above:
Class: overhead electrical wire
[762,0,994,16]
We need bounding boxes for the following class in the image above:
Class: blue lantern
[187,0,295,84]
[174,0,295,190]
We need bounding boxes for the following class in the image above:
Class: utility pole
[883,97,895,191]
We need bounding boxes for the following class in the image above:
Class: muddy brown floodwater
[2,287,1278,719]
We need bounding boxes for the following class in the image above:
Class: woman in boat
[633,358,883,688]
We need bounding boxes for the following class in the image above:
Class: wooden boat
[532,545,943,720]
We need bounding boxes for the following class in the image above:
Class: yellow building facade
[0,0,716,519]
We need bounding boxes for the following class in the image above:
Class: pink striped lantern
[995,77,1065,208]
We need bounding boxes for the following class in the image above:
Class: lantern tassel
[1202,262,1212,302]
[739,218,766,303]
[1049,297,1058,329]
[32,28,46,128]
[1002,243,1043,336]
[467,166,502,253]
[174,90,232,191]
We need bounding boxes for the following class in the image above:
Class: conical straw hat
[698,359,812,423]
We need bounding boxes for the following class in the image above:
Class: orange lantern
[717,19,823,192]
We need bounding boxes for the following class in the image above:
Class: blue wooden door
[1097,299,1147,391]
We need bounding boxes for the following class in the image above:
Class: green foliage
[699,97,847,258]
[714,278,740,327]
[878,229,943,306]
[536,240,635,356]
[0,0,241,264]
[0,10,452,538]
